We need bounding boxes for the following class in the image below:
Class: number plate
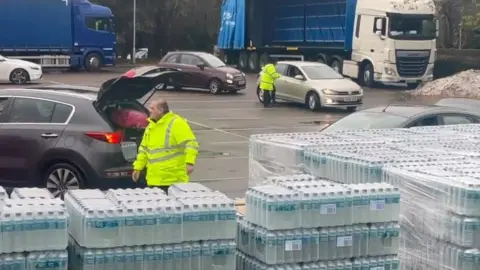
[344,97,357,102]
[238,80,246,85]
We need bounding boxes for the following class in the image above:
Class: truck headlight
[322,89,339,95]
[226,73,233,79]
[384,67,396,76]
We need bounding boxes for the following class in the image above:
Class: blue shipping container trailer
[217,0,437,88]
[0,0,116,71]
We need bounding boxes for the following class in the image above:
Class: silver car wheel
[11,69,28,84]
[309,95,316,109]
[210,81,219,94]
[47,168,80,198]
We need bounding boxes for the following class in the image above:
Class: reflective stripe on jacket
[133,112,199,186]
[259,63,280,91]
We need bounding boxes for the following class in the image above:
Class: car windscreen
[302,65,343,80]
[201,54,226,68]
[322,112,407,133]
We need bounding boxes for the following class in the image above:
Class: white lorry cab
[342,0,437,88]
[217,0,437,89]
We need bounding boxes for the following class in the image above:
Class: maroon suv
[157,51,246,94]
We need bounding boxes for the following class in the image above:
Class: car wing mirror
[294,75,304,80]
[197,63,205,70]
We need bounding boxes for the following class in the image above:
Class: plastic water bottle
[10,188,54,199]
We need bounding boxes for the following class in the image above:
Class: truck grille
[395,50,430,78]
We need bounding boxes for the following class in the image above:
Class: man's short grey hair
[156,100,169,112]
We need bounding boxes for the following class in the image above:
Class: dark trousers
[263,90,273,107]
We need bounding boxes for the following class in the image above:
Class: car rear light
[85,131,123,144]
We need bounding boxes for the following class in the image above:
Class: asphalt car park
[0,69,435,198]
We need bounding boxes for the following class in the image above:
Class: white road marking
[193,126,317,131]
[209,117,265,120]
[209,116,337,121]
[187,119,249,139]
[197,156,248,160]
[169,99,257,103]
[174,107,265,112]
[207,141,248,145]
[46,80,66,85]
[193,176,247,182]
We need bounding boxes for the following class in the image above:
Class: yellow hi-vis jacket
[133,112,199,186]
[259,63,280,91]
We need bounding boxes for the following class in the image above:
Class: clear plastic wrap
[247,124,480,269]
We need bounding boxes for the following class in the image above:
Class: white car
[0,55,43,84]
[257,61,363,111]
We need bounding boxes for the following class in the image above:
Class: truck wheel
[248,52,259,72]
[330,58,343,74]
[316,56,327,64]
[238,52,248,71]
[85,53,102,72]
[9,69,29,85]
[360,63,375,87]
[259,53,270,68]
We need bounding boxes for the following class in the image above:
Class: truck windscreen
[388,14,436,40]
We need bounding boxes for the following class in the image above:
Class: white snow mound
[411,69,480,98]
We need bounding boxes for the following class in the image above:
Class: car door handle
[41,133,58,139]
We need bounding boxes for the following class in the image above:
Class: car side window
[274,64,288,75]
[442,115,476,125]
[165,55,178,63]
[7,98,72,124]
[0,98,9,117]
[180,55,203,66]
[408,116,439,127]
[51,103,73,123]
[286,66,304,78]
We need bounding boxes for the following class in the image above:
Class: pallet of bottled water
[10,187,54,199]
[68,236,236,270]
[236,252,401,270]
[65,184,237,270]
[246,177,400,230]
[0,250,68,270]
[383,162,480,270]
[241,175,400,267]
[248,133,386,187]
[0,186,6,208]
[0,190,68,254]
[65,186,236,248]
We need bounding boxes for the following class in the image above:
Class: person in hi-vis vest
[259,63,280,107]
[132,98,199,194]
